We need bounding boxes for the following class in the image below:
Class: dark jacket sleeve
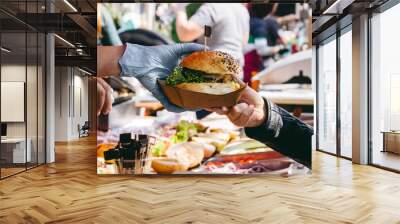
[244,98,313,168]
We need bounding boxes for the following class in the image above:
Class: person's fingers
[235,105,254,126]
[101,89,113,115]
[227,103,247,123]
[97,78,114,114]
[235,77,246,86]
[98,78,113,93]
[239,86,264,107]
[238,87,252,104]
[177,43,206,55]
[97,82,106,116]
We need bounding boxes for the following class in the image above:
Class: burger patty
[166,67,228,86]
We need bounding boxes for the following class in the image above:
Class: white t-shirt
[189,3,249,66]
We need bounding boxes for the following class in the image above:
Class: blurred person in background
[249,3,284,46]
[243,3,300,83]
[174,3,249,68]
[97,4,122,46]
[244,3,283,83]
[249,3,299,47]
[249,3,283,48]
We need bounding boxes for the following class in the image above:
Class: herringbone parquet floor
[1,136,400,224]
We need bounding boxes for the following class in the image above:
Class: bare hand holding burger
[206,86,267,128]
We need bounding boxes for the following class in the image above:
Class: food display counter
[97,112,309,176]
[258,84,313,106]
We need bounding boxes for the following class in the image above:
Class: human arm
[97,45,126,77]
[97,43,204,113]
[207,86,313,167]
[244,98,313,168]
[175,10,204,42]
[254,38,282,56]
[174,4,220,42]
[276,14,299,25]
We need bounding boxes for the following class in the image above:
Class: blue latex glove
[119,43,204,112]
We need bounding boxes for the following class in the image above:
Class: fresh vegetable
[166,67,213,86]
[152,141,166,157]
[151,139,172,157]
[176,120,197,133]
[171,130,189,143]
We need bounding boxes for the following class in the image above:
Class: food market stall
[97,112,309,175]
[97,3,312,176]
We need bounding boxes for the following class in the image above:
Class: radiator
[383,131,400,154]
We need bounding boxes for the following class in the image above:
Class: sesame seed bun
[180,51,241,76]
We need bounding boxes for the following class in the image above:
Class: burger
[165,51,242,95]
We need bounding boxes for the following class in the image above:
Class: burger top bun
[180,51,240,76]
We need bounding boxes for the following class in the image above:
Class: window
[0,0,46,179]
[370,2,400,171]
[339,28,352,158]
[317,37,337,154]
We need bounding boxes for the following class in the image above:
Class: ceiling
[311,0,391,44]
[0,0,96,74]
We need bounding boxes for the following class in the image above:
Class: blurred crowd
[98,3,311,85]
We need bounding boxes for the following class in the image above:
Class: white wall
[54,67,89,141]
[1,63,46,164]
[1,65,37,138]
[1,65,26,140]
[54,66,70,141]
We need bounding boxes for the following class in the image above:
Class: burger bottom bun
[202,143,217,158]
[166,142,205,168]
[151,158,183,174]
[176,82,240,95]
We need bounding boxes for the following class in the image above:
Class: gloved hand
[119,43,204,112]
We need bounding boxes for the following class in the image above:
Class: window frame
[315,17,353,160]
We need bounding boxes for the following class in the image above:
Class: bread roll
[180,51,241,76]
[151,158,182,174]
[176,82,240,95]
[166,142,204,169]
[200,143,216,158]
